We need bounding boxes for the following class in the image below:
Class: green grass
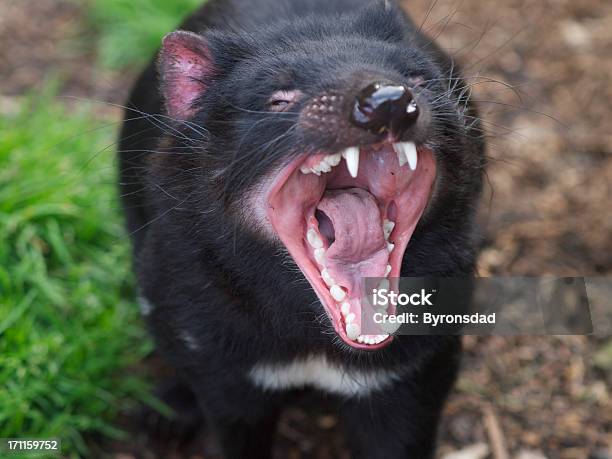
[0,89,156,457]
[84,0,203,69]
[0,0,201,455]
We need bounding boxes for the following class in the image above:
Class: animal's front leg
[339,350,459,459]
[193,375,285,459]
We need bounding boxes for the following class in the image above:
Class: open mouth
[267,142,436,349]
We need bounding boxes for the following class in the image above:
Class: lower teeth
[356,334,390,345]
[307,220,396,346]
[346,323,360,340]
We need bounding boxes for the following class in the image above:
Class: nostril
[349,82,419,136]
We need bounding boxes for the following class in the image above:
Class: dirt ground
[1,0,610,458]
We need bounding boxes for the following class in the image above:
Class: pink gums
[267,144,436,350]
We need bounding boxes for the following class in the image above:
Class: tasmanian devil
[118,0,485,457]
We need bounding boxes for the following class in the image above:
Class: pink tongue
[317,188,389,294]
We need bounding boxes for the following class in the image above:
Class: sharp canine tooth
[346,323,360,340]
[379,278,390,291]
[341,302,351,317]
[342,147,360,178]
[403,141,418,170]
[383,220,395,239]
[314,248,326,265]
[307,229,323,249]
[326,153,341,166]
[394,143,408,167]
[321,269,335,287]
[346,313,356,323]
[330,285,346,302]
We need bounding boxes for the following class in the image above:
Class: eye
[267,90,302,112]
[270,99,290,111]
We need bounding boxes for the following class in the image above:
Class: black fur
[119,0,485,457]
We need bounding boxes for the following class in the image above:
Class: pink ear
[158,31,215,120]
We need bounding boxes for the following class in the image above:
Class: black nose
[349,82,419,136]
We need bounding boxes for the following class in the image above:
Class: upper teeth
[393,142,418,171]
[300,153,341,175]
[326,153,342,167]
[299,142,417,177]
[342,147,360,178]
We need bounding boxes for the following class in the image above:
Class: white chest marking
[249,355,403,398]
